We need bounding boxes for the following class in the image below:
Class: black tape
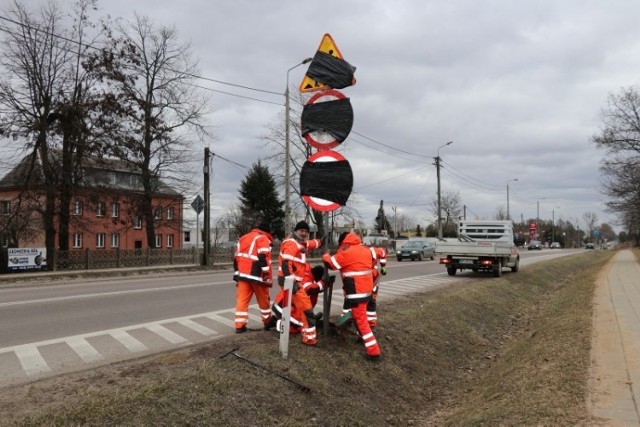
[300,159,353,205]
[306,51,356,89]
[301,98,353,143]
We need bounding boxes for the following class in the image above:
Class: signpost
[191,195,205,252]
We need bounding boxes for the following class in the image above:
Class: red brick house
[0,154,183,250]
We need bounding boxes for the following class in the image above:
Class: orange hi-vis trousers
[234,280,272,329]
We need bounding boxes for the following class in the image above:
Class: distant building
[0,153,183,250]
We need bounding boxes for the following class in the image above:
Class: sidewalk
[590,249,640,425]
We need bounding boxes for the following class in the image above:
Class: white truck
[434,220,520,277]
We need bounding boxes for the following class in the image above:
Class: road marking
[14,347,50,376]
[110,331,148,353]
[66,337,103,363]
[179,319,218,336]
[205,313,235,328]
[147,324,190,345]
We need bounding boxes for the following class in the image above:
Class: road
[0,249,577,386]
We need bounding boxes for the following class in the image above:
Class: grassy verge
[3,251,615,425]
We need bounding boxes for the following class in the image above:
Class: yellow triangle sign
[299,34,355,93]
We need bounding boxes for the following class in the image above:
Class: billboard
[7,248,47,272]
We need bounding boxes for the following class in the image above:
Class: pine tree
[237,161,285,237]
[374,200,391,234]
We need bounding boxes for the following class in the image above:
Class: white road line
[66,337,103,363]
[179,319,218,336]
[147,324,190,345]
[14,347,50,376]
[205,313,235,328]
[110,330,148,353]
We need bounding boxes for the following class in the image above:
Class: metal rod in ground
[220,348,311,392]
[322,261,332,335]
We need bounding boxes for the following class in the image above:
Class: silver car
[396,240,435,261]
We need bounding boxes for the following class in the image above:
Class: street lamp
[435,141,453,238]
[506,178,518,221]
[552,206,560,244]
[284,57,313,234]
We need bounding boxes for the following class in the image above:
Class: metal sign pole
[279,276,294,359]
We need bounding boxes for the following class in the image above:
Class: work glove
[261,271,272,284]
[380,266,387,276]
[329,275,336,286]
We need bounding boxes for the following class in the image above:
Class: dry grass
[0,250,615,426]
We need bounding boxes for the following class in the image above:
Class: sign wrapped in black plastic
[300,151,353,212]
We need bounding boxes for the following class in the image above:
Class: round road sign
[301,89,353,151]
[299,150,353,212]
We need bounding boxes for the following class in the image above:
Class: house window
[167,234,174,248]
[96,233,105,248]
[73,201,83,215]
[73,233,83,248]
[96,202,105,217]
[111,233,120,248]
[134,215,142,229]
[1,200,10,216]
[155,234,162,248]
[111,202,120,218]
[166,206,174,220]
[184,231,191,243]
[154,207,162,220]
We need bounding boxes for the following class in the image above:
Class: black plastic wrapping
[306,51,356,89]
[299,159,353,205]
[301,98,353,143]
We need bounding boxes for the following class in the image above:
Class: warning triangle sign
[299,34,356,93]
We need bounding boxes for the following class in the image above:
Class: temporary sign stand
[279,275,294,359]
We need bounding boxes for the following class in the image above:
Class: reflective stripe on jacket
[233,228,272,284]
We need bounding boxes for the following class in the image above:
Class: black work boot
[264,316,278,331]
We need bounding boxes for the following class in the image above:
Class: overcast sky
[3,0,639,233]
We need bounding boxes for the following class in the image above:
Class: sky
[2,0,639,233]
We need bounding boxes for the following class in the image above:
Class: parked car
[528,240,542,250]
[550,242,561,249]
[585,243,595,249]
[396,240,435,261]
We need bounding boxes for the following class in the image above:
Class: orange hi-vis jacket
[323,232,374,305]
[369,246,387,286]
[233,228,273,285]
[277,236,321,286]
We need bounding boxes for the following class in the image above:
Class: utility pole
[204,147,211,266]
[435,141,453,238]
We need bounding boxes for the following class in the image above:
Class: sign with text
[7,248,47,272]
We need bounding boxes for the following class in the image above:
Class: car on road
[396,239,435,261]
[585,242,595,249]
[528,240,542,250]
[550,242,561,249]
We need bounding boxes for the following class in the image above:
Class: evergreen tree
[415,224,423,237]
[237,161,285,238]
[374,200,391,234]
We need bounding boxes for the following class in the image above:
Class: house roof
[0,150,181,198]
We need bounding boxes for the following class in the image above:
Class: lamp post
[552,206,560,244]
[284,57,313,234]
[506,178,518,221]
[435,141,453,238]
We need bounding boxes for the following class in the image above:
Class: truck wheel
[397,258,402,262]
[430,254,435,260]
[510,259,519,273]
[493,261,502,277]
[447,267,456,276]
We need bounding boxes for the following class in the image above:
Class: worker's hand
[261,271,271,283]
[380,266,387,276]
[329,275,336,286]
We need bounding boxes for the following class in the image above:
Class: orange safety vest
[323,232,374,304]
[233,228,273,284]
[277,236,321,286]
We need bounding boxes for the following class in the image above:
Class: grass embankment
[3,250,617,425]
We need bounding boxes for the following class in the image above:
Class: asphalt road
[0,248,579,386]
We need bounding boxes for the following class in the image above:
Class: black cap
[256,222,271,234]
[338,232,349,245]
[294,220,310,232]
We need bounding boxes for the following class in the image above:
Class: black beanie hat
[294,220,310,232]
[257,222,271,234]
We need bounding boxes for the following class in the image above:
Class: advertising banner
[7,248,47,272]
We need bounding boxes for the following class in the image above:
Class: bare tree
[429,190,463,236]
[582,211,598,241]
[96,14,209,248]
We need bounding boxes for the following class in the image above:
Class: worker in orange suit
[232,222,274,333]
[271,220,323,345]
[366,245,388,329]
[323,231,381,360]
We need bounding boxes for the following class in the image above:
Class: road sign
[299,150,353,212]
[301,89,353,150]
[299,33,356,93]
[191,195,204,214]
